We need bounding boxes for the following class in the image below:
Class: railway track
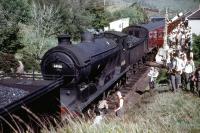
[85,63,150,118]
[106,64,149,111]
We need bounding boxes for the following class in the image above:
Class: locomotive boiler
[41,32,120,84]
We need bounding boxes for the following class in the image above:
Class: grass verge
[42,91,200,133]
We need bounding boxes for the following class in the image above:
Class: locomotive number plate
[53,64,63,69]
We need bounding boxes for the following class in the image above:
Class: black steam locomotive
[0,26,149,131]
[41,30,148,112]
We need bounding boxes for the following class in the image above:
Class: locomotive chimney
[58,34,72,45]
[81,31,94,42]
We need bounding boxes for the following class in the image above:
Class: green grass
[156,69,168,84]
[42,91,200,133]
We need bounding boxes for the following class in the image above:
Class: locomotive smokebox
[58,34,71,45]
[81,31,94,42]
[41,32,120,83]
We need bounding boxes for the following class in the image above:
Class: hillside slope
[127,0,199,11]
[43,91,200,133]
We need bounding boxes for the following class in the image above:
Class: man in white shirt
[114,91,124,117]
[169,52,184,92]
[148,67,159,89]
[183,58,195,91]
[175,54,185,90]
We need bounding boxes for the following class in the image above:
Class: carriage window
[149,33,153,39]
[158,32,163,38]
[154,31,157,38]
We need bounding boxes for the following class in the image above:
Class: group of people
[149,19,200,95]
[168,19,192,52]
[167,20,200,93]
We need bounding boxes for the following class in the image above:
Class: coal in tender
[0,85,29,108]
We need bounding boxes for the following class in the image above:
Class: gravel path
[0,85,29,108]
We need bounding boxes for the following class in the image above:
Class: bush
[0,0,31,54]
[19,51,40,72]
[156,69,168,84]
[113,5,148,25]
[89,7,112,30]
[0,25,24,54]
[0,52,19,73]
[192,34,200,65]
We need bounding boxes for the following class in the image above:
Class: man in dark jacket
[194,65,200,96]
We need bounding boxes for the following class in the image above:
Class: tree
[33,0,95,39]
[19,3,64,71]
[0,0,30,23]
[0,0,30,73]
[0,21,23,54]
[113,4,148,25]
[57,0,94,40]
[192,34,200,64]
[0,0,30,54]
[89,7,112,30]
[0,52,18,73]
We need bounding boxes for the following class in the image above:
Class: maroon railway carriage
[123,21,165,51]
[140,21,165,48]
[140,14,186,49]
[124,14,186,51]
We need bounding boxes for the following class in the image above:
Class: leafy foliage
[89,7,112,30]
[32,0,95,40]
[0,0,30,54]
[113,5,148,25]
[18,3,64,72]
[0,0,30,73]
[57,0,94,40]
[0,52,18,73]
[192,34,200,64]
[0,0,30,23]
[19,51,40,72]
[0,24,23,54]
[156,69,168,84]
